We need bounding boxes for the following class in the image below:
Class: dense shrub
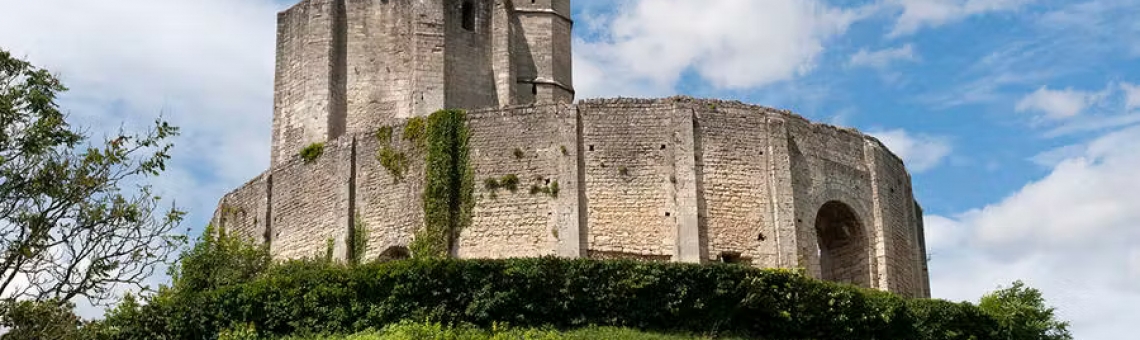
[96,257,1010,340]
[276,321,746,340]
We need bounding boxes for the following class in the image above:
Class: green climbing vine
[411,109,473,258]
[350,214,369,266]
[376,120,421,182]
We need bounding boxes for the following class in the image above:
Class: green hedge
[268,321,748,340]
[99,257,1000,340]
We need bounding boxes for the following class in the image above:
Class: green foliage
[325,238,336,262]
[170,224,272,293]
[219,323,262,340]
[483,177,500,191]
[403,117,426,148]
[619,166,630,176]
[529,180,559,198]
[414,109,473,259]
[979,280,1073,340]
[560,145,568,156]
[95,257,1044,340]
[377,146,408,182]
[300,143,325,164]
[276,321,743,340]
[0,49,185,306]
[484,174,519,193]
[351,216,369,266]
[499,174,519,192]
[375,126,393,144]
[513,148,525,159]
[0,299,86,340]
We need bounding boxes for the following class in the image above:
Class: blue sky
[1,0,1139,338]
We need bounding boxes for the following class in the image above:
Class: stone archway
[814,201,871,287]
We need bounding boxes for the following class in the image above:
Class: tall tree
[979,280,1073,340]
[0,49,185,307]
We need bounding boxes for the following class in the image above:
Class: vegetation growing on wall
[403,116,426,148]
[412,109,473,258]
[300,142,325,164]
[377,147,408,182]
[350,214,369,266]
[375,122,419,183]
[529,180,559,198]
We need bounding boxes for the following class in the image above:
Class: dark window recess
[757,232,767,241]
[660,144,666,150]
[531,83,538,95]
[720,251,743,264]
[589,145,594,151]
[461,1,475,31]
[665,212,671,217]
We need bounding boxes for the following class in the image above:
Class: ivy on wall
[411,109,473,258]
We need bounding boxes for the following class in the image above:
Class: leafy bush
[98,257,1015,340]
[277,321,743,340]
[170,224,272,292]
[0,299,86,340]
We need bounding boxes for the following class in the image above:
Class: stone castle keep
[212,0,931,298]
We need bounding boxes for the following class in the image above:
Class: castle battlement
[271,0,573,167]
[215,0,931,298]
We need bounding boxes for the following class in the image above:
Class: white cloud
[848,44,918,69]
[1123,82,1140,111]
[0,0,283,317]
[1011,82,1140,137]
[928,125,1140,339]
[868,129,952,172]
[887,0,1035,37]
[1015,86,1104,120]
[573,0,872,98]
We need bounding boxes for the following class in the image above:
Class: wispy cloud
[1015,86,1107,120]
[848,44,918,69]
[885,0,1035,37]
[868,129,953,173]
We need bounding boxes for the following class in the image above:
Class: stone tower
[271,0,575,167]
[220,0,932,298]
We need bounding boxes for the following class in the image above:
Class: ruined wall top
[270,0,574,167]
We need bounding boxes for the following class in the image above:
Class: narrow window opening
[461,1,475,32]
[589,145,595,151]
[531,83,538,95]
[660,144,666,150]
[665,212,671,217]
[720,251,743,264]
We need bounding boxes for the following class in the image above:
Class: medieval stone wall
[272,0,346,166]
[269,137,354,260]
[445,0,499,111]
[345,0,415,132]
[459,104,580,258]
[354,120,427,260]
[578,100,680,260]
[211,172,271,244]
[228,96,929,297]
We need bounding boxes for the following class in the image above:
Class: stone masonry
[213,0,931,298]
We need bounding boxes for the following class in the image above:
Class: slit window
[462,1,475,31]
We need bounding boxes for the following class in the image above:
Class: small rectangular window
[462,1,475,31]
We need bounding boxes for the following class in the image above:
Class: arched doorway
[814,201,870,287]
